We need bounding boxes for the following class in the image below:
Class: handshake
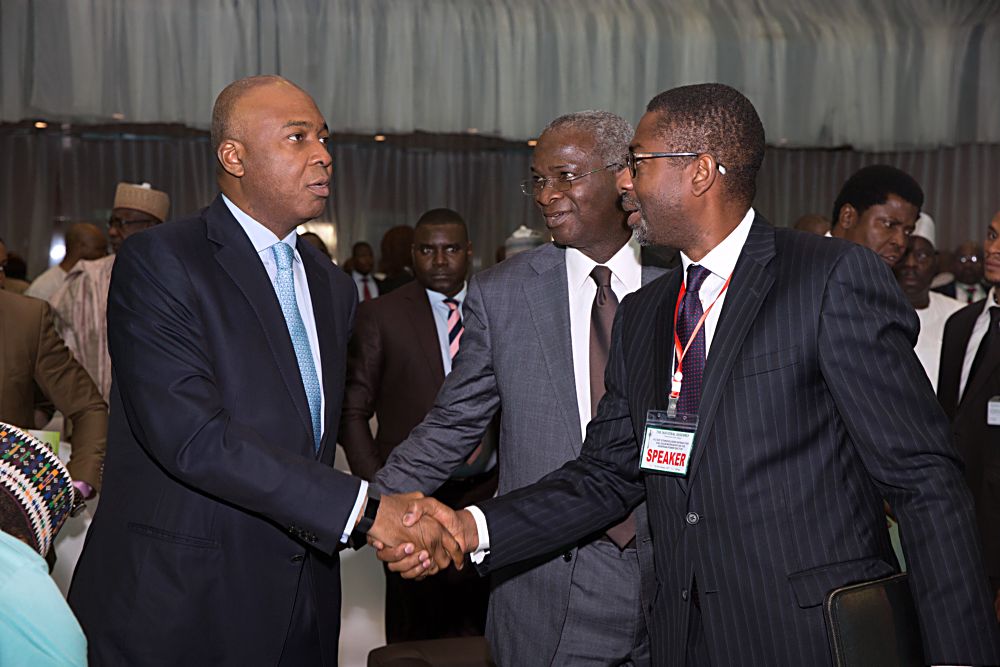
[366,493,480,579]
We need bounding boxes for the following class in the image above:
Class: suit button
[562,552,573,562]
[291,554,304,563]
[686,512,700,525]
[681,589,689,601]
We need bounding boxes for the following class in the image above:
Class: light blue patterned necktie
[271,242,322,453]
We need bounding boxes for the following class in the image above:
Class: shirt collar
[426,282,468,306]
[680,208,756,285]
[222,194,300,262]
[566,234,643,291]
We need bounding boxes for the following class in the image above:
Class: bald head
[793,214,831,236]
[211,75,301,152]
[64,222,107,268]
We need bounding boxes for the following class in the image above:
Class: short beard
[632,214,654,246]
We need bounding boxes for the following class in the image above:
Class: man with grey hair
[368,111,666,665]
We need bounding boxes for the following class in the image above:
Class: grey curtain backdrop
[3,0,999,150]
[2,127,998,278]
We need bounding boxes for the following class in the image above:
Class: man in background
[829,164,922,267]
[792,213,830,236]
[378,225,415,294]
[893,213,963,389]
[350,241,381,301]
[934,240,990,303]
[938,209,1000,622]
[341,208,496,642]
[0,288,107,499]
[26,223,107,303]
[50,182,170,401]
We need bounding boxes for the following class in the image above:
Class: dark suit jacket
[68,195,362,666]
[0,289,107,489]
[938,298,1000,590]
[477,219,1000,666]
[341,279,449,479]
[339,279,497,506]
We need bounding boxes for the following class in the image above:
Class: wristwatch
[348,493,380,550]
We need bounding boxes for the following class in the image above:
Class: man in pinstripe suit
[388,83,1000,666]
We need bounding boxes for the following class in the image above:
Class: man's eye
[319,136,329,145]
[289,133,303,142]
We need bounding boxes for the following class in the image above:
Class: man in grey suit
[372,111,666,666]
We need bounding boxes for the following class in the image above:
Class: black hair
[645,83,765,208]
[831,165,923,227]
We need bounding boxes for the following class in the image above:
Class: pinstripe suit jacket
[477,218,1000,666]
[375,242,665,666]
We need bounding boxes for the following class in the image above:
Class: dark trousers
[278,555,323,666]
[384,471,496,644]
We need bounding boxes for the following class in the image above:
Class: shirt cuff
[465,504,491,564]
[72,480,94,500]
[341,480,369,543]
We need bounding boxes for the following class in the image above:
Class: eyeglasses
[108,215,159,230]
[520,163,620,196]
[957,255,980,264]
[625,149,727,179]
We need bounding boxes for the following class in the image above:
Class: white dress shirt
[223,195,365,540]
[425,284,468,376]
[566,236,644,439]
[959,286,1000,399]
[353,270,379,301]
[468,234,651,557]
[676,208,755,359]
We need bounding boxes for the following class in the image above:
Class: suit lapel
[688,220,776,484]
[206,196,314,449]
[939,305,980,417]
[524,246,583,454]
[961,304,1000,407]
[402,283,446,385]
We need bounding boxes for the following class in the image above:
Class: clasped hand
[367,495,478,580]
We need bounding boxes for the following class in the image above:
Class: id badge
[640,410,697,477]
[988,396,1000,427]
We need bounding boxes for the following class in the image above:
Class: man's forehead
[631,112,663,147]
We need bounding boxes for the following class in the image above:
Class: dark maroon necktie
[589,266,635,549]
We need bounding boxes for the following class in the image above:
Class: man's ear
[838,204,858,230]
[690,154,721,198]
[218,139,245,178]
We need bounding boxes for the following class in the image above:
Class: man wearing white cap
[893,212,963,389]
[50,182,170,403]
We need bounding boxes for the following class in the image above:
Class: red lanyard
[669,271,732,408]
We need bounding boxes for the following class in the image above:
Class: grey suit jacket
[476,219,1000,666]
[375,241,665,665]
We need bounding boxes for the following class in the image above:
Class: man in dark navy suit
[68,75,457,666]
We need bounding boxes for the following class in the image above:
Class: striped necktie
[272,242,323,453]
[444,298,463,360]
